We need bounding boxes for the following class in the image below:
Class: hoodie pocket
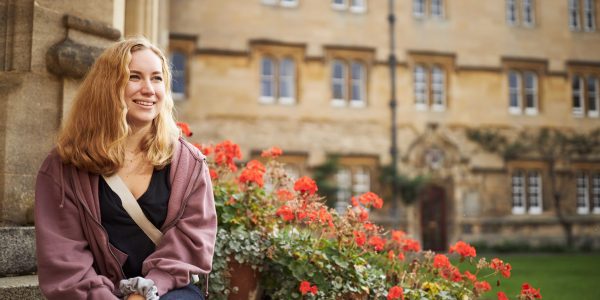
[108,243,128,267]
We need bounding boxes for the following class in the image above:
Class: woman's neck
[126,123,151,153]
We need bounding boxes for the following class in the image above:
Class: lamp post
[388,0,399,221]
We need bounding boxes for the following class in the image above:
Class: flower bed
[181,129,541,300]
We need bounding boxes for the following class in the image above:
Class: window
[593,174,600,214]
[570,0,581,30]
[507,0,518,25]
[334,166,371,213]
[260,56,296,104]
[570,0,596,31]
[431,66,445,111]
[413,0,426,18]
[431,0,444,18]
[414,65,428,110]
[413,0,444,19]
[413,65,446,111]
[331,59,367,107]
[170,51,186,99]
[508,70,538,115]
[577,172,590,214]
[511,169,543,214]
[331,0,366,13]
[262,0,298,7]
[584,0,596,31]
[523,0,535,26]
[571,74,599,117]
[506,0,535,26]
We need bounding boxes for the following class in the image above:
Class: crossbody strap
[102,174,163,245]
[102,173,209,298]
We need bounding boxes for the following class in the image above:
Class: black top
[99,165,171,278]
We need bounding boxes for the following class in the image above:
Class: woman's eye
[153,76,163,82]
[129,74,140,80]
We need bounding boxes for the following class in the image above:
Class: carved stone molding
[46,14,121,79]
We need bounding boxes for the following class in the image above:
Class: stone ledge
[0,275,44,300]
[0,226,36,276]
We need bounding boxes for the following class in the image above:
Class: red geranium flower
[353,230,366,247]
[474,281,491,293]
[401,238,421,252]
[391,230,405,243]
[433,254,451,269]
[276,188,295,202]
[368,236,386,251]
[490,258,512,278]
[358,192,384,209]
[463,270,477,283]
[520,283,542,299]
[176,122,193,137]
[293,176,318,196]
[238,160,266,187]
[276,205,294,221]
[497,291,509,300]
[299,281,318,295]
[214,140,242,172]
[261,146,283,158]
[449,241,476,258]
[387,286,404,300]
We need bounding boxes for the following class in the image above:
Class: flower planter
[227,259,261,300]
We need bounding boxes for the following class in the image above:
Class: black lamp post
[388,0,399,221]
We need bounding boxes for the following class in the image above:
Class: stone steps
[0,275,44,299]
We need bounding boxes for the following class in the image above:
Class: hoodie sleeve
[142,158,217,296]
[35,158,118,300]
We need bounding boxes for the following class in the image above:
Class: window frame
[278,57,296,105]
[431,0,444,19]
[508,70,523,114]
[349,61,366,107]
[572,74,585,116]
[524,71,539,115]
[350,0,367,13]
[331,0,346,10]
[577,172,591,214]
[587,76,599,117]
[170,51,187,100]
[527,170,543,214]
[413,0,426,18]
[280,0,299,8]
[522,0,535,27]
[592,173,600,214]
[259,56,277,104]
[331,59,348,107]
[584,0,596,32]
[570,0,582,31]
[506,0,518,25]
[431,65,446,111]
[414,64,429,111]
[512,170,527,214]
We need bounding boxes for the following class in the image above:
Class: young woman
[34,37,216,300]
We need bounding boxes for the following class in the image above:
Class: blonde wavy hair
[57,37,180,175]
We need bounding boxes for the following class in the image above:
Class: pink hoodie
[35,138,217,299]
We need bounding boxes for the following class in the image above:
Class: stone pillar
[124,0,169,50]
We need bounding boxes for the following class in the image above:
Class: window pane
[572,75,583,113]
[512,171,525,214]
[333,0,345,5]
[431,0,443,17]
[350,62,365,102]
[523,0,534,25]
[584,0,596,31]
[432,66,445,108]
[577,173,590,214]
[570,0,581,29]
[524,71,537,110]
[335,168,352,213]
[332,60,346,100]
[414,65,427,107]
[413,0,425,17]
[261,57,275,98]
[593,174,600,212]
[351,0,364,8]
[279,58,295,100]
[170,52,186,95]
[352,166,370,196]
[588,76,598,112]
[509,71,521,109]
[528,171,542,213]
[506,0,517,24]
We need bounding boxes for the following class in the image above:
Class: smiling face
[124,48,165,130]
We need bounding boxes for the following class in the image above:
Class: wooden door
[420,185,447,251]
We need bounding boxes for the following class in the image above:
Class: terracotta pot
[227,259,261,300]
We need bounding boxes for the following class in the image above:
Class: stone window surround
[570,0,597,32]
[507,162,546,215]
[251,41,305,105]
[324,46,374,108]
[261,0,299,8]
[573,167,600,215]
[413,0,445,19]
[408,51,455,112]
[502,57,547,116]
[331,155,379,213]
[567,63,600,118]
[168,34,197,101]
[331,0,368,13]
[506,0,536,27]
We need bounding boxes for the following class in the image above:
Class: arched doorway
[420,185,447,251]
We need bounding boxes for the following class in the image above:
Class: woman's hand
[126,293,146,300]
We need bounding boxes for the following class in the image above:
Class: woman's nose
[141,79,155,95]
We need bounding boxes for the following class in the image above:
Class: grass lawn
[457,253,600,300]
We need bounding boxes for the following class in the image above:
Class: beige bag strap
[102,174,163,245]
